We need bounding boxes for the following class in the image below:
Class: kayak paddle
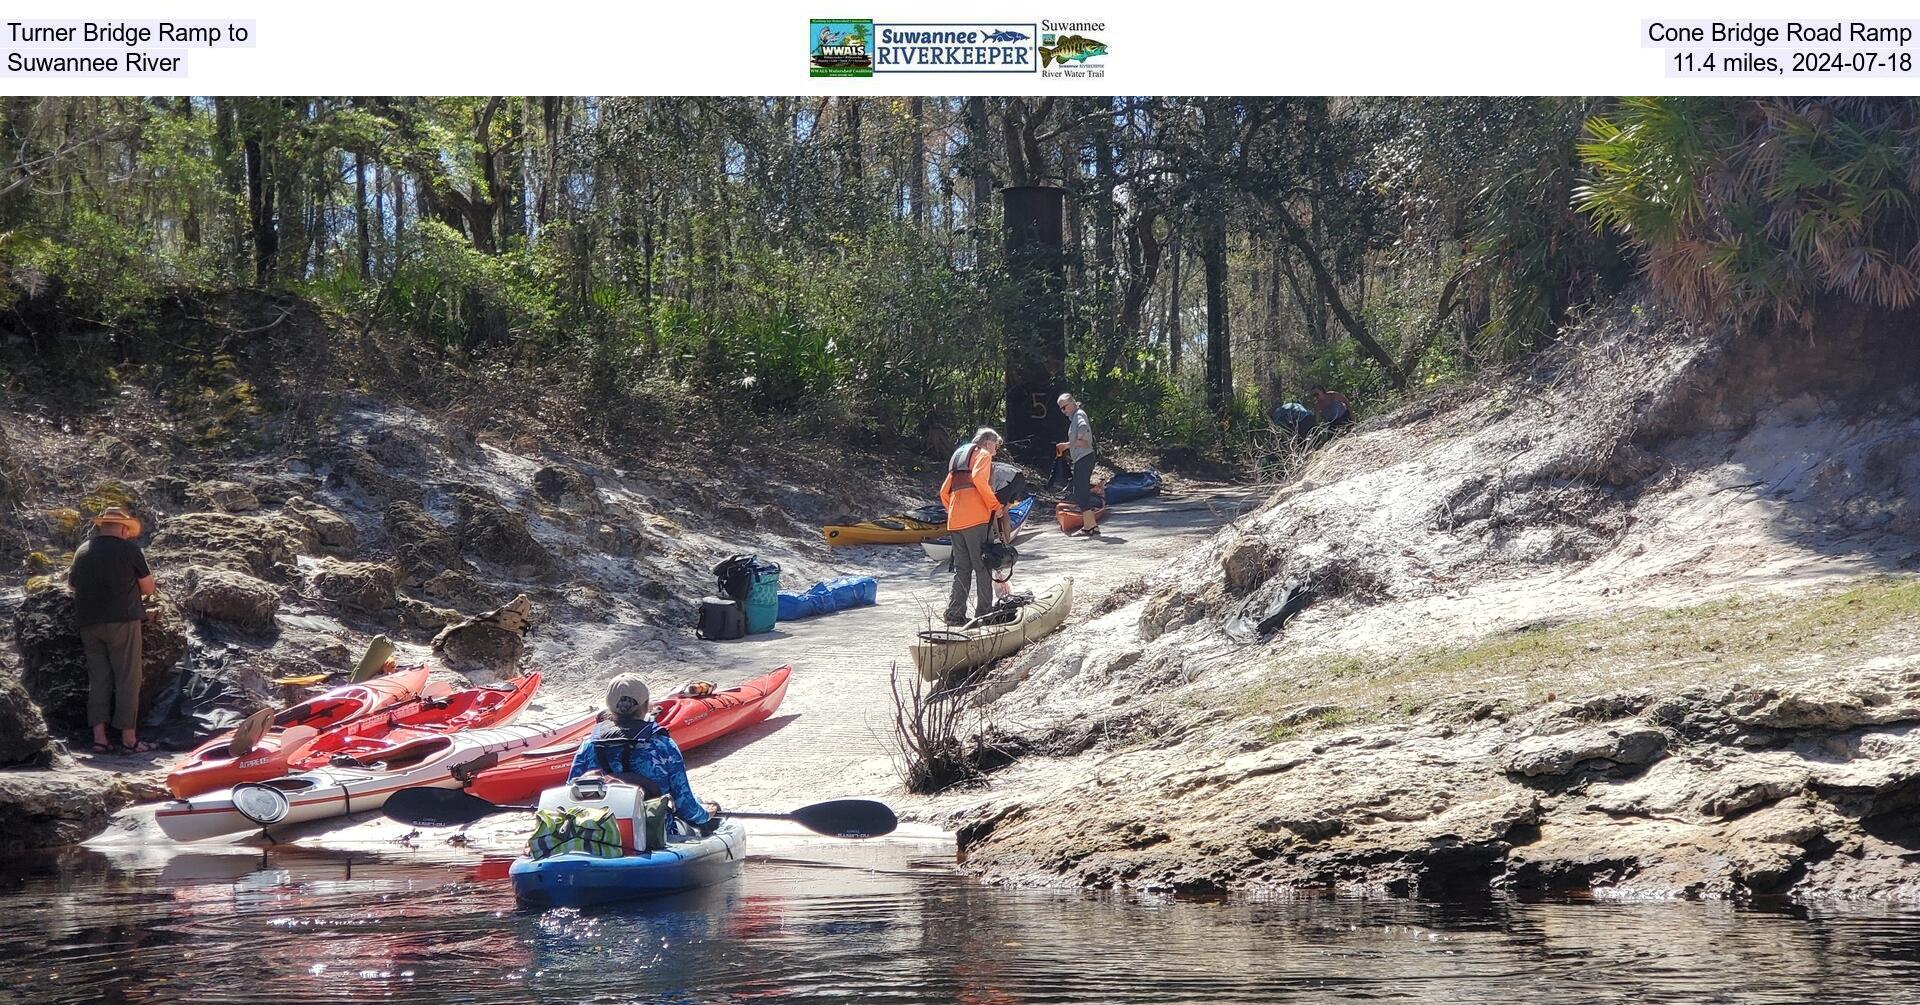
[383,786,899,838]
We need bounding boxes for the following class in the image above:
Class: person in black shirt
[66,508,157,753]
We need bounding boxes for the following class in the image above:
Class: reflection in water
[3,840,1920,1003]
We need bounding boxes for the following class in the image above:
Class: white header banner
[1,1,1918,94]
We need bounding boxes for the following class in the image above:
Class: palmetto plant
[1577,97,1920,330]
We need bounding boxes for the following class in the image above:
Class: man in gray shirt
[1056,392,1099,536]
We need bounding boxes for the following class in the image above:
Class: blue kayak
[1102,470,1162,506]
[923,495,1036,563]
[509,821,747,908]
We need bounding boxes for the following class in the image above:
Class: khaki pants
[80,620,143,731]
[946,523,993,624]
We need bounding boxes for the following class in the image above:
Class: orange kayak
[1055,501,1107,534]
[462,665,792,805]
[285,672,543,772]
[164,663,432,798]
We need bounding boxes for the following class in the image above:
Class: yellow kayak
[823,505,948,547]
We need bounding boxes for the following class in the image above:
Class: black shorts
[1071,454,1096,508]
[995,471,1029,506]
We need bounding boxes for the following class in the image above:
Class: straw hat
[92,507,143,537]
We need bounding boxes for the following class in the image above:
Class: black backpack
[712,553,778,603]
[712,555,756,603]
[696,596,746,640]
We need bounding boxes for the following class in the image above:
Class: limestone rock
[1221,534,1276,596]
[419,569,502,612]
[385,500,463,583]
[187,480,260,513]
[589,521,647,557]
[0,769,116,850]
[0,672,51,766]
[282,496,357,552]
[11,591,185,730]
[138,475,189,507]
[1725,680,1920,732]
[365,426,441,469]
[533,465,599,513]
[312,560,398,613]
[325,447,424,506]
[397,596,461,631]
[1506,725,1669,778]
[452,489,554,576]
[431,594,533,675]
[177,566,281,628]
[148,511,299,582]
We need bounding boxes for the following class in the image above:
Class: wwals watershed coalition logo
[810,19,874,77]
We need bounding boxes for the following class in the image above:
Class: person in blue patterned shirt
[568,673,719,836]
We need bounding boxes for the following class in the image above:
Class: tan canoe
[912,578,1073,680]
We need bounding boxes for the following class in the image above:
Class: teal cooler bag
[744,560,780,633]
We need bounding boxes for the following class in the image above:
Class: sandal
[119,739,157,754]
[90,741,113,754]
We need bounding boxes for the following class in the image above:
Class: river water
[5,833,1920,1004]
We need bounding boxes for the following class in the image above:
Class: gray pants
[80,620,143,731]
[1071,453,1097,508]
[945,523,993,624]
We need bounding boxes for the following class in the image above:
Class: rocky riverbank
[941,303,1920,902]
[0,294,942,850]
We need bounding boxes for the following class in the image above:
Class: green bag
[528,806,624,860]
[642,796,671,852]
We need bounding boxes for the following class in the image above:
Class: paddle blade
[382,786,527,827]
[227,707,274,757]
[350,635,395,683]
[785,799,898,839]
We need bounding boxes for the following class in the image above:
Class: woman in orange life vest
[940,427,1011,626]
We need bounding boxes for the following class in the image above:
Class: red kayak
[463,665,792,805]
[285,672,543,772]
[165,663,433,799]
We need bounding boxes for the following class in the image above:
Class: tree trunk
[1272,204,1409,389]
[354,151,370,280]
[389,164,406,251]
[274,99,308,281]
[537,96,561,228]
[1115,210,1162,358]
[1166,226,1184,372]
[640,192,657,353]
[843,98,863,185]
[1093,97,1116,272]
[908,97,926,229]
[966,97,994,262]
[243,108,277,287]
[1201,205,1232,415]
[211,97,246,275]
[372,161,387,276]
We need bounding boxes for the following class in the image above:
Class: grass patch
[80,479,137,516]
[48,507,82,535]
[1243,575,1920,738]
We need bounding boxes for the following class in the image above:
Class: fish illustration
[983,29,1029,42]
[1040,34,1106,67]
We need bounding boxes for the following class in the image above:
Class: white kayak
[154,710,598,842]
